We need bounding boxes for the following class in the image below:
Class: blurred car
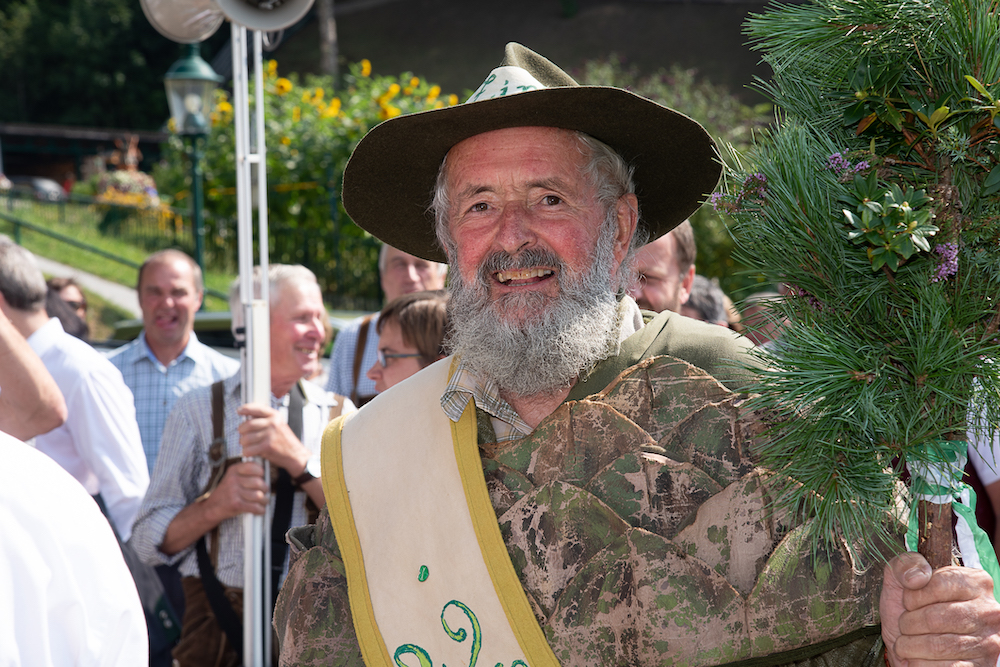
[107,309,371,363]
[8,176,67,202]
[109,310,238,354]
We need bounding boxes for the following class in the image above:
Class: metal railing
[0,189,383,310]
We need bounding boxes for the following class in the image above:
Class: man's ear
[612,193,639,267]
[678,265,696,306]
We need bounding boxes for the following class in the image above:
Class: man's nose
[365,361,380,382]
[307,318,324,338]
[495,204,535,254]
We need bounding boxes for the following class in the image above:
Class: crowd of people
[3,42,1000,667]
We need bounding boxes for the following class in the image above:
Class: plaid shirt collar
[440,297,644,442]
[136,330,206,370]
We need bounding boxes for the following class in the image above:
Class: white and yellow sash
[321,357,559,667]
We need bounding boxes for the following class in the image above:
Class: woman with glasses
[366,290,450,392]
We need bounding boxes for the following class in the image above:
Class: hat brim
[342,86,722,263]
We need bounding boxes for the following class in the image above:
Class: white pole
[251,28,274,665]
[233,21,270,667]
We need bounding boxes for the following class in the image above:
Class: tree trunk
[916,428,967,570]
[317,0,338,81]
[917,500,954,569]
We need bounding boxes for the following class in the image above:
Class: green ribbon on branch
[906,440,1000,603]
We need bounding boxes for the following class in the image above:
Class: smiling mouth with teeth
[495,268,554,284]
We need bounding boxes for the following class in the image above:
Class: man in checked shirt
[132,263,353,667]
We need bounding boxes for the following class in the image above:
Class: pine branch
[727,0,1000,565]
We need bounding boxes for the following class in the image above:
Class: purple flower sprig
[709,172,768,214]
[741,172,768,200]
[826,152,871,183]
[930,242,958,283]
[791,284,823,311]
[709,191,737,214]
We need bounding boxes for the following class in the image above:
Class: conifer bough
[722,0,1000,573]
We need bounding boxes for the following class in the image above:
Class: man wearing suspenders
[132,264,354,667]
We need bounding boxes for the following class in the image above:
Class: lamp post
[164,43,222,283]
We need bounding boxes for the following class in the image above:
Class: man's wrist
[291,454,320,486]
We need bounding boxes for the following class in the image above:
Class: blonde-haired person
[366,290,449,392]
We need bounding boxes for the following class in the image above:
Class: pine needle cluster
[720,0,1000,562]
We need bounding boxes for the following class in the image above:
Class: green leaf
[983,166,1000,196]
[885,251,900,271]
[843,100,868,126]
[862,200,883,215]
[882,102,904,131]
[929,105,951,128]
[870,249,886,272]
[849,61,871,91]
[965,75,993,101]
[912,234,931,253]
[895,235,915,259]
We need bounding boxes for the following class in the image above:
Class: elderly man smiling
[275,45,1000,667]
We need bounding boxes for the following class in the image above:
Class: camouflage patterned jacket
[274,315,890,667]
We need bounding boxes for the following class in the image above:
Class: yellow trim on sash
[322,358,560,667]
[321,416,394,667]
[451,401,562,667]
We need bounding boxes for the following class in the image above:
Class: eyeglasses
[65,300,87,313]
[376,349,423,368]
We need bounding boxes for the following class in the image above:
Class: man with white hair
[132,263,353,666]
[276,45,1000,667]
[326,243,446,406]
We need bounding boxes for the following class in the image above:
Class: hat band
[467,66,545,103]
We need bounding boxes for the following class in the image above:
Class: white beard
[445,224,622,398]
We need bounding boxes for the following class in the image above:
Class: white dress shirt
[0,432,147,666]
[28,317,149,541]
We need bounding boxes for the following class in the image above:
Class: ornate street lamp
[164,43,222,286]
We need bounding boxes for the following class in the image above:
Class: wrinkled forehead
[441,126,592,202]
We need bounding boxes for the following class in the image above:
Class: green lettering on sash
[392,600,528,667]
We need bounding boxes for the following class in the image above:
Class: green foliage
[0,0,186,128]
[152,60,460,309]
[727,0,1000,561]
[576,57,773,296]
[841,176,939,272]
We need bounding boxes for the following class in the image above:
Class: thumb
[888,551,933,592]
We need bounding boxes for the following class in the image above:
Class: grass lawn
[82,288,136,341]
[0,197,235,312]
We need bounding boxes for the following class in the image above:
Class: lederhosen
[172,381,342,667]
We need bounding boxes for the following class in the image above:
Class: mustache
[476,248,566,284]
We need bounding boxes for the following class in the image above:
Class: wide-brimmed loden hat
[342,43,722,263]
